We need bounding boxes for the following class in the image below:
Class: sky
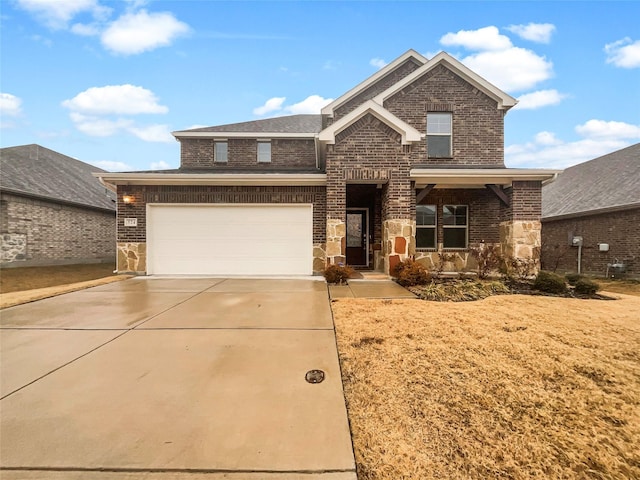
[1,0,639,172]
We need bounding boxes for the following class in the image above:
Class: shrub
[435,252,457,276]
[565,273,583,285]
[574,279,600,295]
[470,244,503,279]
[533,271,567,294]
[504,256,538,280]
[323,264,354,284]
[393,259,430,287]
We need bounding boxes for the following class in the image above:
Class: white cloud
[62,84,168,115]
[506,23,555,44]
[513,89,567,110]
[15,0,105,29]
[150,160,171,170]
[70,22,100,36]
[69,112,133,136]
[441,26,512,51]
[129,124,174,143]
[605,37,640,68]
[370,58,387,69]
[506,119,640,168]
[101,9,190,55]
[459,47,553,92]
[91,160,133,172]
[0,93,23,116]
[284,95,333,114]
[253,97,286,116]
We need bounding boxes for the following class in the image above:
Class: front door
[346,209,368,267]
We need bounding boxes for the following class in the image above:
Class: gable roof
[0,144,116,212]
[173,114,322,138]
[373,51,517,110]
[542,143,640,220]
[318,100,422,145]
[321,49,428,117]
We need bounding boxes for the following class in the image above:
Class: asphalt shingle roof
[542,143,640,219]
[0,144,116,211]
[175,114,323,134]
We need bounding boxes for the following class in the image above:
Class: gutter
[93,172,327,188]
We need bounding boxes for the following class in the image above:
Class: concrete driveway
[0,278,356,480]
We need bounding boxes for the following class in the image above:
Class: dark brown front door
[346,209,368,266]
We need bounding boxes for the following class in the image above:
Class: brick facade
[541,208,640,278]
[1,192,115,267]
[180,138,317,169]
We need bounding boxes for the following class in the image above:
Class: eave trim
[410,168,561,187]
[93,172,327,187]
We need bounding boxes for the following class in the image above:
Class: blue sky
[1,0,639,172]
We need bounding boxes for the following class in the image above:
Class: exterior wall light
[122,194,134,205]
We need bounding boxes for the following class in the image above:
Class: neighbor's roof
[542,143,640,220]
[173,114,322,137]
[0,144,116,211]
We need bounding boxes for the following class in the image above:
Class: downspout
[314,135,319,170]
[577,243,582,275]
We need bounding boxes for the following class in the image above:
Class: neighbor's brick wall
[326,113,412,222]
[0,192,115,267]
[116,185,326,244]
[326,58,423,126]
[541,208,640,277]
[180,138,317,169]
[416,188,504,248]
[384,64,505,166]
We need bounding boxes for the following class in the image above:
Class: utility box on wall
[598,243,610,252]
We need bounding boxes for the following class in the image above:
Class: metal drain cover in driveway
[305,369,325,383]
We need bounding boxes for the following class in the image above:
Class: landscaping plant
[392,259,430,287]
[533,270,568,294]
[323,264,354,284]
[470,243,503,279]
[574,278,600,295]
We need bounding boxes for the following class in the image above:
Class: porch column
[325,170,346,266]
[500,181,542,273]
[381,174,414,274]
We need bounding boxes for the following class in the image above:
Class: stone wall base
[117,242,147,274]
[313,243,326,274]
[501,220,541,274]
[414,249,480,273]
[383,219,415,274]
[1,233,26,264]
[326,219,346,266]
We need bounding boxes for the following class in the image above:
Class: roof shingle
[174,114,322,134]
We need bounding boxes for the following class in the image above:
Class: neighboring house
[1,144,116,267]
[95,50,558,276]
[541,143,640,278]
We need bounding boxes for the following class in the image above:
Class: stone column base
[117,242,147,274]
[383,219,415,274]
[500,220,541,274]
[326,219,346,266]
[313,243,327,274]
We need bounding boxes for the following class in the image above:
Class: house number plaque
[124,218,137,227]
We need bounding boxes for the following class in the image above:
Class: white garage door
[147,204,313,275]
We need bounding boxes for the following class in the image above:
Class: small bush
[504,256,538,280]
[565,273,583,285]
[393,259,430,287]
[324,264,354,284]
[533,271,567,294]
[470,244,503,279]
[412,279,509,302]
[575,279,600,295]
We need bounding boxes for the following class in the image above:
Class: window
[214,141,228,163]
[257,141,271,163]
[416,205,436,249]
[427,112,452,158]
[443,205,467,248]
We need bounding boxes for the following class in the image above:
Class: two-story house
[96,50,559,276]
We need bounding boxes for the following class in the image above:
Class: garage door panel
[147,205,313,275]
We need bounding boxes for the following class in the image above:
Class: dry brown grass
[595,278,640,297]
[0,263,115,293]
[332,294,640,480]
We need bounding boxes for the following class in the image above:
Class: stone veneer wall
[383,219,415,274]
[117,242,146,273]
[1,192,115,267]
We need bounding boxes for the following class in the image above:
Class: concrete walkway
[329,280,416,300]
[0,278,356,480]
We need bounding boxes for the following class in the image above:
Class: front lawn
[332,294,640,479]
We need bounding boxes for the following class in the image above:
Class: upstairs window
[416,205,437,249]
[427,112,452,158]
[443,205,468,249]
[257,141,271,163]
[214,141,228,163]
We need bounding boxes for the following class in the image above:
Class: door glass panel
[347,213,362,247]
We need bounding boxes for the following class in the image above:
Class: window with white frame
[416,205,437,249]
[427,112,452,158]
[257,141,271,163]
[214,141,228,163]
[443,205,468,248]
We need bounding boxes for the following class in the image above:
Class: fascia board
[318,100,423,145]
[374,51,518,110]
[172,132,315,139]
[93,172,327,187]
[321,49,428,116]
[410,168,561,186]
